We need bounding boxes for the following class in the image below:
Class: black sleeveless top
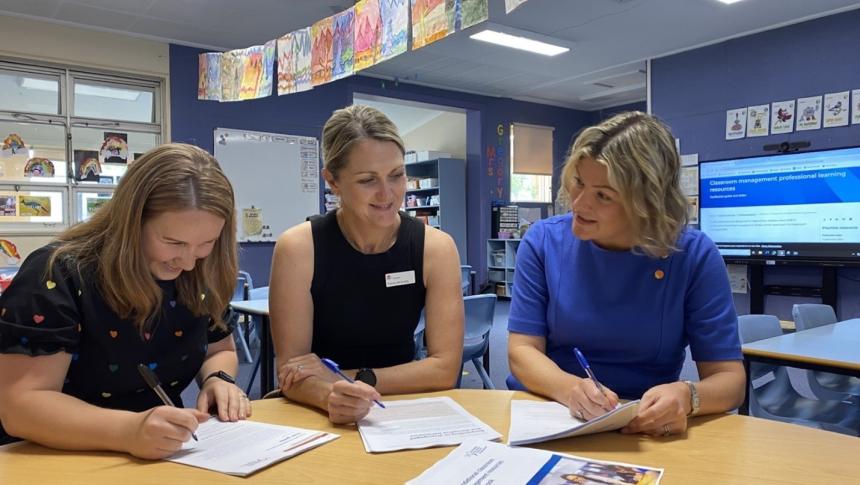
[310,210,426,369]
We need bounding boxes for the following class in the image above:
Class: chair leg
[472,358,495,390]
[233,325,253,363]
[456,363,464,388]
[246,355,262,397]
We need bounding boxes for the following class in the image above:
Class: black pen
[137,364,198,441]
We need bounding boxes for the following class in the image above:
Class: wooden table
[229,299,275,395]
[2,389,859,484]
[741,318,860,414]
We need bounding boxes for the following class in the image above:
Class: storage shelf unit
[404,158,466,263]
[487,239,520,298]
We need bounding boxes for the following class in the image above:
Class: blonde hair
[322,104,405,178]
[49,143,238,331]
[558,111,687,258]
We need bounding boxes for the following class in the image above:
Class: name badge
[385,270,416,288]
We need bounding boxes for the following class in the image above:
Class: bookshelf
[404,158,466,263]
[487,239,520,298]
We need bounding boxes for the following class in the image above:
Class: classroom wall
[651,10,860,320]
[169,43,591,287]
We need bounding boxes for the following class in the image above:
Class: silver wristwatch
[683,380,700,416]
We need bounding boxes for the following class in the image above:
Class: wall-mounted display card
[680,165,698,196]
[823,91,849,127]
[746,104,769,137]
[687,196,699,225]
[725,108,747,140]
[771,100,795,134]
[796,96,822,131]
[851,89,860,125]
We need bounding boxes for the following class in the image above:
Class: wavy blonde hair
[558,111,688,258]
[49,143,237,331]
[322,104,405,179]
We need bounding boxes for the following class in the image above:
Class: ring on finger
[297,364,304,371]
[574,409,585,420]
[662,424,671,436]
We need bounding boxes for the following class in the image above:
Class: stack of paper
[168,418,338,477]
[357,396,501,453]
[408,438,663,485]
[508,399,640,445]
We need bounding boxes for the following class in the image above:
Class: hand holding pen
[321,358,386,409]
[570,348,619,420]
[137,364,203,441]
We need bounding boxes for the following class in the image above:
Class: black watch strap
[204,370,235,385]
[355,368,377,387]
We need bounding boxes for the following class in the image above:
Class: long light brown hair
[49,143,237,330]
[322,104,406,179]
[558,111,688,258]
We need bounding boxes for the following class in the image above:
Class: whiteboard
[214,128,320,242]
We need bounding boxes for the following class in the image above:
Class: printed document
[508,399,640,445]
[408,439,663,485]
[357,396,501,453]
[168,418,338,476]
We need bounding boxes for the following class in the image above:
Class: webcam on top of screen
[763,141,811,153]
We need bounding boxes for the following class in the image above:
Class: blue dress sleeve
[684,235,743,362]
[0,246,82,356]
[508,222,550,337]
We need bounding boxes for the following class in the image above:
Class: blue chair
[792,304,860,400]
[739,314,860,436]
[232,271,254,363]
[244,286,269,396]
[413,310,426,360]
[458,294,496,390]
[460,265,472,295]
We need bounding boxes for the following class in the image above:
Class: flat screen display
[698,146,860,265]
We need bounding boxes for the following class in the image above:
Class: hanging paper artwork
[239,46,264,100]
[312,16,335,86]
[725,108,747,140]
[823,91,849,128]
[332,8,356,81]
[354,0,381,71]
[277,32,297,95]
[411,0,448,50]
[258,40,276,98]
[0,196,16,217]
[770,100,794,134]
[796,96,822,131]
[100,132,128,164]
[505,0,529,14]
[853,89,860,125]
[19,195,51,216]
[23,158,55,177]
[460,0,488,29]
[278,28,313,95]
[1,133,25,157]
[446,0,462,32]
[220,49,244,102]
[380,0,408,62]
[746,104,769,137]
[197,52,221,101]
[74,150,101,181]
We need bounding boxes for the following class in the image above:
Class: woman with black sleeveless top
[269,105,464,424]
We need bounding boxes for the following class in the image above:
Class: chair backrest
[464,294,496,340]
[249,286,269,300]
[460,265,472,295]
[233,270,253,301]
[738,314,784,382]
[792,304,837,331]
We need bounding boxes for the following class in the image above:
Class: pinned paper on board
[687,196,699,225]
[680,166,698,196]
[725,108,747,140]
[853,89,860,125]
[771,100,795,134]
[19,195,51,216]
[0,195,16,217]
[746,104,769,137]
[727,264,748,294]
[74,150,101,181]
[1,133,25,156]
[23,157,55,177]
[796,96,822,131]
[243,206,264,237]
[823,91,850,128]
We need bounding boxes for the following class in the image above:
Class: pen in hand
[320,358,386,408]
[137,364,199,441]
[573,347,606,396]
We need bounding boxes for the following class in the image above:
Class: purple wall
[651,10,860,320]
[169,44,591,287]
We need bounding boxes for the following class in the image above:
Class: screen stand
[748,265,838,315]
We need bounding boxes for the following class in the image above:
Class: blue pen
[573,347,606,395]
[320,358,386,408]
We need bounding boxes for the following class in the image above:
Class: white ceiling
[1,0,859,110]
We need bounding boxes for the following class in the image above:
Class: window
[510,123,553,203]
[0,59,163,264]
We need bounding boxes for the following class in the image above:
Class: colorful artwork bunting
[354,0,381,72]
[197,52,221,100]
[220,49,243,102]
[411,0,448,50]
[311,16,335,86]
[504,0,529,14]
[380,0,409,61]
[460,0,488,30]
[332,8,356,81]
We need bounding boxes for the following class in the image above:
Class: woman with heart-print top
[0,143,249,459]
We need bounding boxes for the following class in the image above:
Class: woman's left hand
[196,378,252,422]
[621,381,689,436]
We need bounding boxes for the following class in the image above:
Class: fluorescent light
[470,29,569,56]
[717,0,744,4]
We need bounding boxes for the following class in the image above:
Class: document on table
[167,418,339,477]
[508,399,640,446]
[357,396,501,453]
[408,438,663,485]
